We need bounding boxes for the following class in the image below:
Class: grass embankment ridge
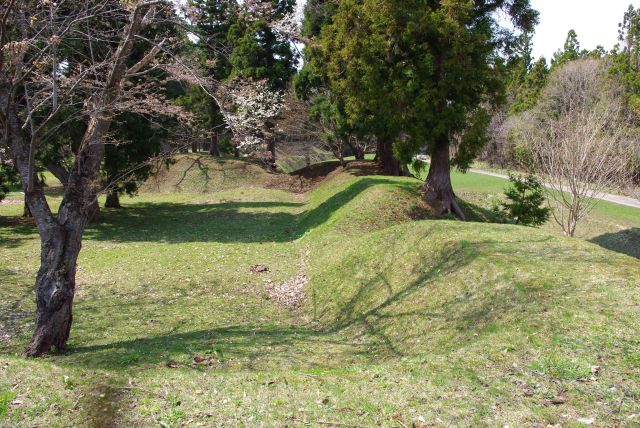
[0,158,639,426]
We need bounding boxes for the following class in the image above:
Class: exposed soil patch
[250,264,270,274]
[264,274,308,309]
[273,160,388,193]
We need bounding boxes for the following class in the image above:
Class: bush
[500,174,550,226]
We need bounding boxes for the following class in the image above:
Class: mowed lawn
[1,159,639,427]
[448,169,640,259]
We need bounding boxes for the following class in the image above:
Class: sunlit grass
[1,159,639,426]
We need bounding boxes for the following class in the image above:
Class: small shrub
[500,174,550,226]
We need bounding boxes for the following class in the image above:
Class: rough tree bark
[104,191,120,208]
[47,163,101,221]
[1,3,155,356]
[209,134,221,157]
[23,194,32,218]
[423,140,465,220]
[104,190,121,208]
[376,137,401,176]
[349,140,365,160]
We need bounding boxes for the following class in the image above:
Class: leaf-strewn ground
[1,157,639,427]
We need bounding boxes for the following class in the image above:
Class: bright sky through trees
[530,0,637,59]
[295,1,637,60]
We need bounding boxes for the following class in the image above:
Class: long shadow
[0,216,37,248]
[77,177,403,243]
[6,235,600,367]
[320,237,478,356]
[1,178,402,244]
[65,324,374,371]
[590,228,640,259]
[314,234,598,357]
[1,176,503,245]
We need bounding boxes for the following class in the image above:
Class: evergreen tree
[505,33,534,99]
[610,4,640,183]
[500,174,550,226]
[183,0,238,155]
[551,29,581,68]
[301,0,337,37]
[294,0,361,162]
[227,0,298,90]
[510,57,549,114]
[320,0,538,218]
[611,5,640,116]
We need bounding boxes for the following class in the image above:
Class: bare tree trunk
[267,139,276,161]
[266,139,277,170]
[23,194,32,218]
[376,137,401,176]
[209,134,221,157]
[87,198,102,221]
[191,140,199,154]
[4,100,84,356]
[104,191,121,208]
[47,163,101,221]
[423,141,465,220]
[25,222,82,356]
[2,0,165,357]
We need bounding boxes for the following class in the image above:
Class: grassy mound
[1,164,639,426]
[140,155,279,194]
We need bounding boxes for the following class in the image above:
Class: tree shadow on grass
[0,216,37,248]
[317,236,479,356]
[14,234,591,371]
[589,228,640,259]
[1,176,506,246]
[314,233,593,358]
[64,324,376,372]
[56,230,479,370]
[79,177,405,244]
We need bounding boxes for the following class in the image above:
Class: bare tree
[524,59,635,237]
[0,0,201,356]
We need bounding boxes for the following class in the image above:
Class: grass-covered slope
[0,161,639,427]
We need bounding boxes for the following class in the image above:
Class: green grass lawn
[1,159,639,427]
[447,170,640,259]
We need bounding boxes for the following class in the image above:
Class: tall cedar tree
[227,0,297,159]
[509,58,549,115]
[320,0,538,218]
[227,0,297,89]
[611,4,640,182]
[295,0,364,162]
[181,0,238,156]
[551,29,581,68]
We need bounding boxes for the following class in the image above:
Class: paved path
[467,168,640,210]
[416,157,640,210]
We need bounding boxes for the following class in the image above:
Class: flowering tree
[0,148,17,202]
[0,0,205,356]
[218,78,285,167]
